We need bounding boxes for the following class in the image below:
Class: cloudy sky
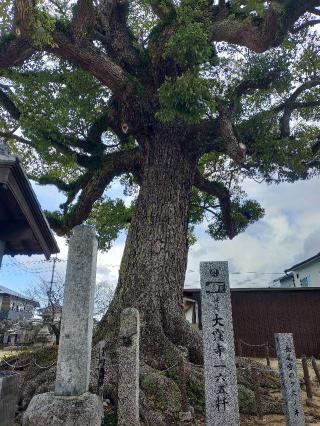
[1,174,319,297]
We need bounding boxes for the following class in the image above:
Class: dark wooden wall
[231,288,320,357]
[183,288,320,357]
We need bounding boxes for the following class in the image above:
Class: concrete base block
[22,392,103,426]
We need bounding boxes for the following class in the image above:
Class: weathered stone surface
[118,308,140,426]
[55,225,98,396]
[275,333,305,426]
[200,261,240,426]
[22,392,103,426]
[0,371,19,426]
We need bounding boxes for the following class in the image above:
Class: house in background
[183,295,198,326]
[0,284,39,320]
[273,252,320,288]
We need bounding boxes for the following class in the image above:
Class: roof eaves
[0,155,59,258]
[284,252,320,273]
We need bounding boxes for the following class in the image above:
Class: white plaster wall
[294,260,320,287]
[185,306,193,324]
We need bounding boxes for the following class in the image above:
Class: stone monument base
[22,392,103,426]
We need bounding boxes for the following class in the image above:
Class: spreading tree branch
[14,0,34,36]
[52,32,132,96]
[193,169,236,239]
[0,37,33,69]
[209,1,320,52]
[49,148,142,234]
[71,0,95,42]
[231,70,279,112]
[275,79,320,137]
[0,89,21,120]
[96,0,144,74]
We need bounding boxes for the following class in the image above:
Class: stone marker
[200,261,240,426]
[117,308,140,426]
[275,333,305,426]
[0,371,19,426]
[55,225,98,396]
[23,225,103,426]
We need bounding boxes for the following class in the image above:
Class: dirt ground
[241,358,320,425]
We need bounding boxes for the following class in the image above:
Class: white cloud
[186,176,320,289]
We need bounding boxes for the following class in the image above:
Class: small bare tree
[27,275,64,345]
[94,281,115,320]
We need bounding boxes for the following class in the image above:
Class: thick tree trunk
[97,130,203,366]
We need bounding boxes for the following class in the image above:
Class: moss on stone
[187,375,205,409]
[238,384,256,415]
[141,372,181,415]
[101,412,117,425]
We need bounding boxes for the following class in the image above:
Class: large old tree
[0,0,320,393]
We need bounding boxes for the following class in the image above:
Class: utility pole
[48,256,57,301]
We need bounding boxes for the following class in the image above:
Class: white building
[275,252,320,288]
[0,285,39,320]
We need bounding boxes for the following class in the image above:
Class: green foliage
[101,413,117,426]
[0,58,109,180]
[230,0,266,17]
[164,21,211,67]
[208,199,265,240]
[156,71,216,124]
[163,0,211,67]
[0,0,13,35]
[88,198,133,251]
[0,0,319,250]
[31,1,57,48]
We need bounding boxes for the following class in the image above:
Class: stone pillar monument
[200,261,240,426]
[117,308,140,426]
[275,333,305,425]
[23,225,103,426]
[0,371,19,426]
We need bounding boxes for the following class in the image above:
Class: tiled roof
[0,284,36,304]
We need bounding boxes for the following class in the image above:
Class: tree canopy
[0,0,319,249]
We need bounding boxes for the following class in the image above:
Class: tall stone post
[117,308,140,426]
[55,225,97,395]
[23,225,103,426]
[200,261,240,426]
[0,371,19,426]
[0,240,5,268]
[275,333,305,426]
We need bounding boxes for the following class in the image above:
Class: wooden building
[183,287,320,357]
[0,142,59,265]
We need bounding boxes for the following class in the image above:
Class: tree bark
[97,129,203,366]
